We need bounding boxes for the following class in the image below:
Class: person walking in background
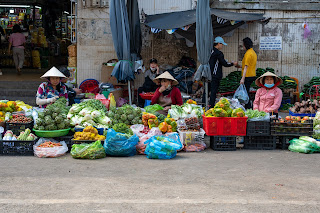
[8,24,26,75]
[0,25,6,75]
[236,37,257,109]
[202,37,238,107]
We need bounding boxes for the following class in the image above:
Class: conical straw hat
[153,71,179,86]
[41,66,66,79]
[255,71,283,87]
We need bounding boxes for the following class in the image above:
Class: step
[0,81,41,90]
[0,96,36,106]
[0,89,36,97]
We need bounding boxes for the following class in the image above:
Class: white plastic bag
[136,127,162,155]
[33,138,68,158]
[248,113,270,122]
[233,84,249,104]
[130,124,145,137]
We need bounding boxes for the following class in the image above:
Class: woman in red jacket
[151,71,183,114]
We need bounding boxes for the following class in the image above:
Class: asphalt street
[1,147,320,213]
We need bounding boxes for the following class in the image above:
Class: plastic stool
[144,100,151,107]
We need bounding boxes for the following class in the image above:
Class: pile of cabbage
[67,100,111,128]
[168,104,203,120]
[313,111,320,139]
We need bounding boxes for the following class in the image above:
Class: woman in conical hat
[35,66,68,108]
[253,71,283,114]
[151,71,183,114]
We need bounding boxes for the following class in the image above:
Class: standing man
[203,37,238,107]
[0,26,6,75]
[237,37,257,109]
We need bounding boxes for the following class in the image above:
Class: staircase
[0,81,40,106]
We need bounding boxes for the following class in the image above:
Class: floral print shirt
[36,82,68,108]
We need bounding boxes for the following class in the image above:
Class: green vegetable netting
[71,140,106,159]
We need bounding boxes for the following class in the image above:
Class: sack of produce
[233,84,249,104]
[135,127,162,155]
[104,129,139,157]
[34,138,68,158]
[144,135,183,159]
[288,136,320,154]
[71,140,106,159]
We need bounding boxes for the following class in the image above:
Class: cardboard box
[109,88,123,102]
[101,64,127,86]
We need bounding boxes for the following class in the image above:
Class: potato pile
[289,99,320,114]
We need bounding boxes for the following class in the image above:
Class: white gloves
[46,96,58,104]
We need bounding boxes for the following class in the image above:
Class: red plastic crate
[202,115,248,136]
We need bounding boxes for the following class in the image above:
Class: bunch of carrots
[37,141,62,148]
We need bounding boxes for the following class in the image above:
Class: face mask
[166,84,172,91]
[150,67,156,71]
[264,83,274,88]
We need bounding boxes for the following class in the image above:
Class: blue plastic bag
[104,129,139,157]
[144,135,183,159]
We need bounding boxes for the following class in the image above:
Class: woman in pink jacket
[253,72,283,115]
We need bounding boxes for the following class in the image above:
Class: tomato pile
[8,114,32,123]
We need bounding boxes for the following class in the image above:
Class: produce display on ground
[204,98,245,118]
[313,111,320,139]
[0,101,23,112]
[2,129,37,141]
[245,109,268,120]
[288,136,320,154]
[271,116,312,135]
[144,135,183,159]
[34,97,70,131]
[73,126,106,141]
[289,99,319,114]
[107,104,142,126]
[68,99,110,128]
[71,140,106,159]
[34,139,68,158]
[8,114,32,124]
[168,103,203,120]
[302,76,320,95]
[158,118,177,133]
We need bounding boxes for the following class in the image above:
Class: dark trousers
[202,78,220,108]
[244,76,256,109]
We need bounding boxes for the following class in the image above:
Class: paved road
[1,149,320,213]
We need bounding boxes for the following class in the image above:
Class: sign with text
[259,36,282,50]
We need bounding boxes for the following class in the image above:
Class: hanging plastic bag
[104,129,139,157]
[144,135,183,159]
[233,84,249,104]
[108,93,116,109]
[71,140,106,159]
[33,138,68,158]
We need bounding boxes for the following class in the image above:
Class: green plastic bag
[71,140,106,159]
[144,104,163,114]
[288,138,319,154]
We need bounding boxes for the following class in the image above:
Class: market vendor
[138,58,161,107]
[151,71,183,114]
[36,66,68,108]
[253,72,283,115]
[58,66,82,105]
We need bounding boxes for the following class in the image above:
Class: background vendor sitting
[151,71,183,114]
[59,66,82,105]
[138,58,161,107]
[36,67,68,108]
[253,72,283,115]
